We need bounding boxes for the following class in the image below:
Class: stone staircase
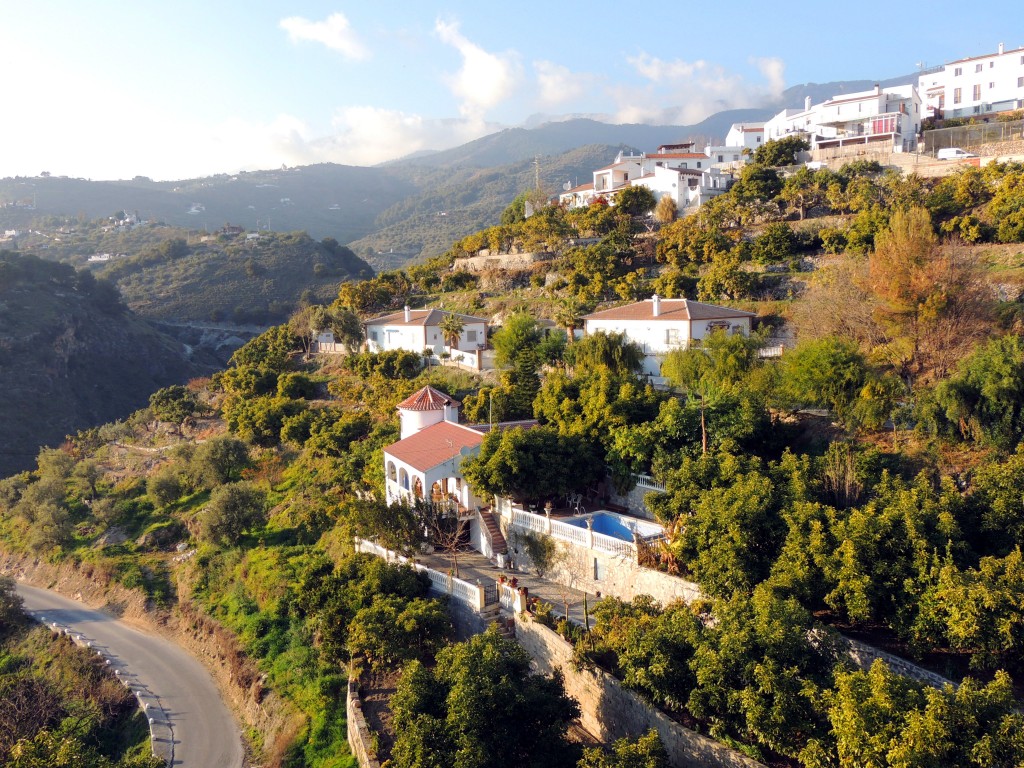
[480,603,515,638]
[479,508,508,558]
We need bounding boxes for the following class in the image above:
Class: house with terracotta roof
[364,306,488,359]
[383,386,535,561]
[582,295,755,379]
[725,122,765,152]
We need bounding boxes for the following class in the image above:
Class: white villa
[918,43,1024,120]
[383,386,486,509]
[581,295,755,380]
[364,306,488,358]
[382,386,541,560]
[380,384,678,599]
[764,85,922,155]
[559,143,734,215]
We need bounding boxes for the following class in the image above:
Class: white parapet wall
[354,537,492,613]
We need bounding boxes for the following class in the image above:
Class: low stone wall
[516,616,764,768]
[437,590,494,640]
[606,483,658,521]
[528,540,702,608]
[452,251,549,273]
[347,674,381,768]
[840,634,955,689]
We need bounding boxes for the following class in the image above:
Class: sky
[0,1,1019,180]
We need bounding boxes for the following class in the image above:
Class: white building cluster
[559,141,743,215]
[764,85,922,154]
[918,43,1024,120]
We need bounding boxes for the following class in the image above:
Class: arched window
[413,477,423,499]
[387,461,397,482]
[399,468,409,490]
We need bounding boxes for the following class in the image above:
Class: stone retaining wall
[347,673,381,768]
[840,634,956,689]
[515,615,764,768]
[452,251,550,273]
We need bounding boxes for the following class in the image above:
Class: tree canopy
[390,629,582,768]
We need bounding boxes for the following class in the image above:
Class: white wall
[366,323,426,353]
[367,320,486,355]
[920,46,1024,119]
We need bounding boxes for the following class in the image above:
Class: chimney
[403,305,411,322]
[804,95,811,111]
[652,294,661,317]
[998,42,1004,55]
[875,83,881,95]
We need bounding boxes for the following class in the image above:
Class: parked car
[937,147,978,160]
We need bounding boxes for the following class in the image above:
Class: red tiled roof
[397,386,460,412]
[364,308,487,327]
[644,152,707,159]
[383,420,483,472]
[562,182,594,194]
[582,298,755,322]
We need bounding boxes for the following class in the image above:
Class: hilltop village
[3,41,1024,768]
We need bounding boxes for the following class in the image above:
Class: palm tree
[554,297,583,344]
[438,313,466,359]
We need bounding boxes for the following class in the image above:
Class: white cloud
[753,57,786,99]
[618,52,787,125]
[279,13,368,60]
[533,60,593,107]
[628,54,708,82]
[434,19,521,120]
[317,106,499,164]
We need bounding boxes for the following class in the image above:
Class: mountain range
[0,75,915,270]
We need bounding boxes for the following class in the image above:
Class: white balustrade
[354,537,486,612]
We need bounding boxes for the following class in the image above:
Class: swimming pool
[562,511,664,543]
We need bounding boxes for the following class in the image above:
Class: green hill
[97,230,373,324]
[0,251,215,476]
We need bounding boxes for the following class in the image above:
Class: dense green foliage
[0,582,160,767]
[390,629,582,768]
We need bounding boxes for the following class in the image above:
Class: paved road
[15,584,245,768]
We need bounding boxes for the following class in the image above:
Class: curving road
[15,583,245,768]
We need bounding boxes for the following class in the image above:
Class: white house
[764,85,922,154]
[382,386,537,561]
[918,43,1024,120]
[724,122,766,152]
[559,144,734,214]
[364,306,488,356]
[630,165,732,213]
[581,295,755,379]
[592,157,644,198]
[383,386,484,508]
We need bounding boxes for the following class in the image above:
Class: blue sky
[0,2,1018,180]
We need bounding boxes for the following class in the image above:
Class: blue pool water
[563,511,663,542]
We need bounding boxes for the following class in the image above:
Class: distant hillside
[0,251,216,476]
[0,165,408,248]
[96,230,373,324]
[0,73,918,269]
[352,144,621,269]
